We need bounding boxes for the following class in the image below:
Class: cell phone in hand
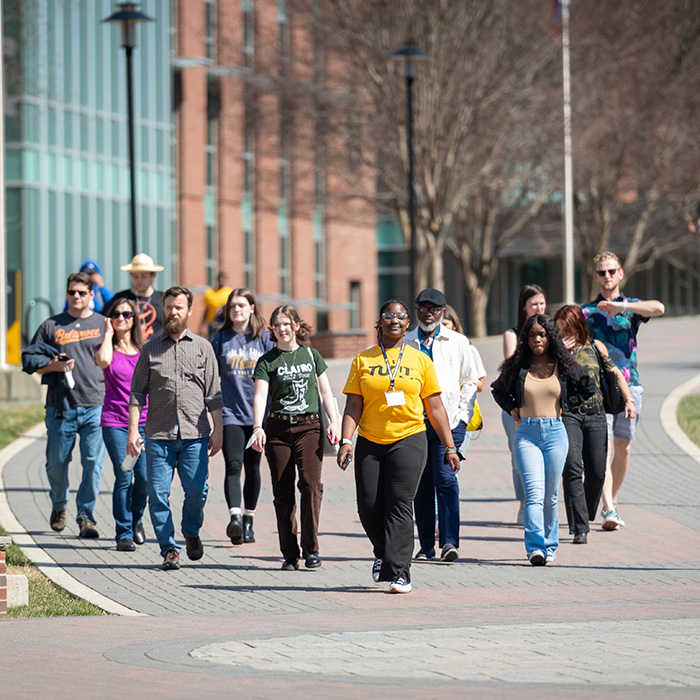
[340,453,352,470]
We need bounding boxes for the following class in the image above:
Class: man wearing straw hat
[109,254,165,342]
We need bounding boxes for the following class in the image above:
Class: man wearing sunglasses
[28,272,106,538]
[582,252,664,531]
[405,288,479,562]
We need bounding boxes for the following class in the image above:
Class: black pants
[354,432,428,582]
[222,424,262,511]
[562,411,608,535]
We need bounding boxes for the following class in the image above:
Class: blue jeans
[45,405,105,523]
[502,411,525,501]
[414,420,466,549]
[145,437,210,556]
[102,426,148,543]
[514,417,569,560]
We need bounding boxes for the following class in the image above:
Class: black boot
[227,514,243,545]
[242,514,255,543]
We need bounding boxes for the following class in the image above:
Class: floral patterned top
[581,294,649,387]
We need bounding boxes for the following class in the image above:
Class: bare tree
[567,0,700,298]
[289,0,560,333]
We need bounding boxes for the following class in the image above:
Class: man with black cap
[108,254,165,342]
[406,288,479,562]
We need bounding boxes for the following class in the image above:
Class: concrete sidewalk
[1,316,699,699]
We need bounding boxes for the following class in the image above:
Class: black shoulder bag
[591,342,626,415]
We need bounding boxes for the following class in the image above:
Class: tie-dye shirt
[581,294,649,386]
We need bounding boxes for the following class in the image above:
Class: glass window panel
[6,189,22,267]
[6,150,21,181]
[6,110,21,143]
[63,155,73,187]
[64,112,73,149]
[23,103,39,143]
[63,6,72,102]
[79,2,89,106]
[47,107,57,147]
[47,153,57,185]
[112,120,120,158]
[80,158,89,190]
[96,119,103,155]
[81,114,89,153]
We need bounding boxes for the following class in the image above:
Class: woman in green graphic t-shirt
[251,304,339,572]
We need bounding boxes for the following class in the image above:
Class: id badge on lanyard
[381,341,407,407]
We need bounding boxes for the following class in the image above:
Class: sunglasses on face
[382,312,408,321]
[416,304,444,314]
[596,269,619,277]
[111,310,135,320]
[67,289,89,297]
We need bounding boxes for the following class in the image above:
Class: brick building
[174,0,377,356]
[4,0,377,359]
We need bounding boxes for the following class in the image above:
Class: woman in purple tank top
[95,298,148,551]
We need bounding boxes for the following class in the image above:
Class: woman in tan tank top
[491,314,594,566]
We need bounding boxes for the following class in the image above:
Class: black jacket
[491,362,595,416]
[21,342,71,418]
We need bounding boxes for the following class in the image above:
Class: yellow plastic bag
[465,399,483,431]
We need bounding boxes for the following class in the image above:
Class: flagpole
[561,0,575,304]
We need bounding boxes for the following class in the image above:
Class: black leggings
[222,424,262,511]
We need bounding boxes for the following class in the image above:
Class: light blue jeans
[45,405,105,524]
[102,426,148,543]
[501,410,525,501]
[514,417,569,560]
[145,437,209,556]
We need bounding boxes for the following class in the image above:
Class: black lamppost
[103,2,154,257]
[392,40,428,308]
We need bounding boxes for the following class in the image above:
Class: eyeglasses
[381,312,408,321]
[596,269,619,277]
[67,289,89,297]
[111,310,134,320]
[416,304,445,314]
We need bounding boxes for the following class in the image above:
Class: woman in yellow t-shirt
[337,300,460,594]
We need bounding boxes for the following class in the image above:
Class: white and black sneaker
[389,576,412,593]
[441,544,459,562]
[372,558,383,583]
[528,550,546,567]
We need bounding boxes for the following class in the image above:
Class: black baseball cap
[415,288,447,307]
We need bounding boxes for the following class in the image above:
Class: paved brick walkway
[1,315,699,698]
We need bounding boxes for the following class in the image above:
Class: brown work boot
[182,531,203,561]
[50,508,66,532]
[77,517,99,539]
[162,548,180,570]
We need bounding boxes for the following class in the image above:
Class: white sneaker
[372,558,383,583]
[389,576,412,593]
[601,507,621,530]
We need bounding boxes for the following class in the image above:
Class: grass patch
[7,565,106,618]
[1,523,107,618]
[0,404,107,617]
[678,394,700,448]
[0,403,44,451]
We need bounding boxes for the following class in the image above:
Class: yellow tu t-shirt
[343,344,442,444]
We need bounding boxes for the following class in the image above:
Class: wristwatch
[340,438,353,446]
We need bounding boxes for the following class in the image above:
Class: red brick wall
[174,0,378,355]
[0,548,7,618]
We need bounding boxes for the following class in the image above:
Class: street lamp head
[103,2,154,50]
[392,39,429,80]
